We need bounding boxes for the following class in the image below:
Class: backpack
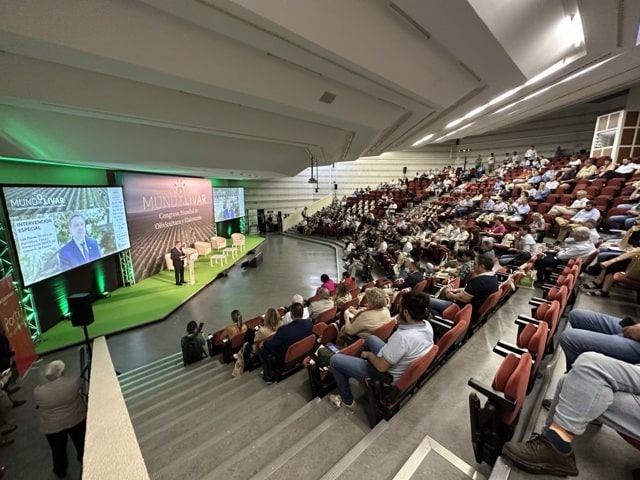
[183,335,205,365]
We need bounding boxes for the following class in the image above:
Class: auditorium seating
[468,352,532,465]
[210,236,227,251]
[305,338,365,398]
[269,334,316,381]
[363,345,439,427]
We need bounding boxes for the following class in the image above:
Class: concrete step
[124,360,233,417]
[131,367,268,439]
[121,356,223,399]
[117,352,184,385]
[148,389,327,479]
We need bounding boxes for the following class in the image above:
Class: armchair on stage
[164,253,174,271]
[231,233,246,252]
[210,236,227,251]
[194,241,212,256]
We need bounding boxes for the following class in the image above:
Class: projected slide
[121,173,214,281]
[2,186,131,287]
[214,187,245,222]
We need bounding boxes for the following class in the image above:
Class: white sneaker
[232,353,239,360]
[329,394,355,411]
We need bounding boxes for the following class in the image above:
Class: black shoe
[180,281,187,284]
[11,400,25,408]
[542,398,552,410]
[502,433,578,477]
[176,283,183,286]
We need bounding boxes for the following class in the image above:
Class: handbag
[625,255,640,281]
[232,343,248,377]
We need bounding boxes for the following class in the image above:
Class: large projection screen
[213,187,245,222]
[1,186,131,287]
[121,173,214,281]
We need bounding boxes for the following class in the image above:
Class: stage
[35,235,266,355]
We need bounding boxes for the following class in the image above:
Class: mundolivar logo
[9,193,66,210]
[141,179,207,211]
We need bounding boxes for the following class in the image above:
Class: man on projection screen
[58,214,101,269]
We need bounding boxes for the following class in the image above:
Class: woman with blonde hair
[339,287,391,344]
[255,308,281,344]
[332,282,353,308]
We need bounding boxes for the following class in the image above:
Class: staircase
[119,353,487,479]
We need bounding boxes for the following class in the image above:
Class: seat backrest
[283,334,317,364]
[441,303,460,322]
[349,287,361,299]
[517,323,549,374]
[393,346,439,393]
[475,289,502,322]
[339,338,365,357]
[435,309,470,363]
[412,279,428,293]
[340,298,359,311]
[491,352,533,425]
[245,315,263,330]
[537,300,560,339]
[316,307,338,324]
[371,319,397,342]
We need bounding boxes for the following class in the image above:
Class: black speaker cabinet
[68,293,95,327]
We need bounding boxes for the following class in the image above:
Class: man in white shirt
[548,190,589,217]
[524,145,538,161]
[602,157,640,179]
[556,202,600,241]
[281,294,310,325]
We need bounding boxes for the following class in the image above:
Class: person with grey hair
[34,360,86,479]
[308,287,335,321]
[281,294,309,325]
[338,287,391,344]
[534,226,596,286]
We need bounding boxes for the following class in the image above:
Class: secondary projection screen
[213,187,245,222]
[1,186,131,287]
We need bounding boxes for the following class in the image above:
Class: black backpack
[183,335,205,365]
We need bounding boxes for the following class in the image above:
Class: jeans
[560,309,640,370]
[544,352,640,439]
[330,335,386,405]
[608,214,637,230]
[427,298,453,318]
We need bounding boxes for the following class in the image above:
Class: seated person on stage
[281,294,310,325]
[220,310,247,342]
[557,308,640,371]
[259,302,313,384]
[547,189,588,217]
[308,287,335,321]
[556,201,600,242]
[428,254,499,324]
[328,292,434,410]
[533,227,595,285]
[339,287,391,344]
[502,352,640,477]
[181,320,206,365]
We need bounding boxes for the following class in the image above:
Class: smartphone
[326,343,340,354]
[198,322,204,332]
[619,317,638,328]
[1,368,10,376]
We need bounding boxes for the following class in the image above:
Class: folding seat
[339,298,359,313]
[363,345,439,427]
[584,186,601,198]
[315,307,338,324]
[269,334,317,382]
[412,279,429,293]
[349,286,361,299]
[304,338,364,398]
[370,318,397,342]
[430,304,472,366]
[468,352,532,465]
[517,299,560,353]
[612,272,640,300]
[471,289,502,329]
[590,178,606,189]
[494,322,549,392]
[206,328,226,357]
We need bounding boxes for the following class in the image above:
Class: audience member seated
[318,274,337,294]
[259,302,313,384]
[547,189,589,217]
[308,287,335,322]
[281,294,310,325]
[340,271,355,288]
[600,157,640,179]
[428,254,499,323]
[505,196,530,222]
[502,352,639,477]
[608,203,640,231]
[339,287,392,344]
[580,247,640,297]
[181,320,206,365]
[332,282,353,309]
[529,212,547,242]
[556,201,600,241]
[498,225,537,267]
[328,292,434,410]
[254,307,281,346]
[534,227,595,285]
[220,310,248,342]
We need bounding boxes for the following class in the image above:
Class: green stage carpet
[36,236,265,355]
